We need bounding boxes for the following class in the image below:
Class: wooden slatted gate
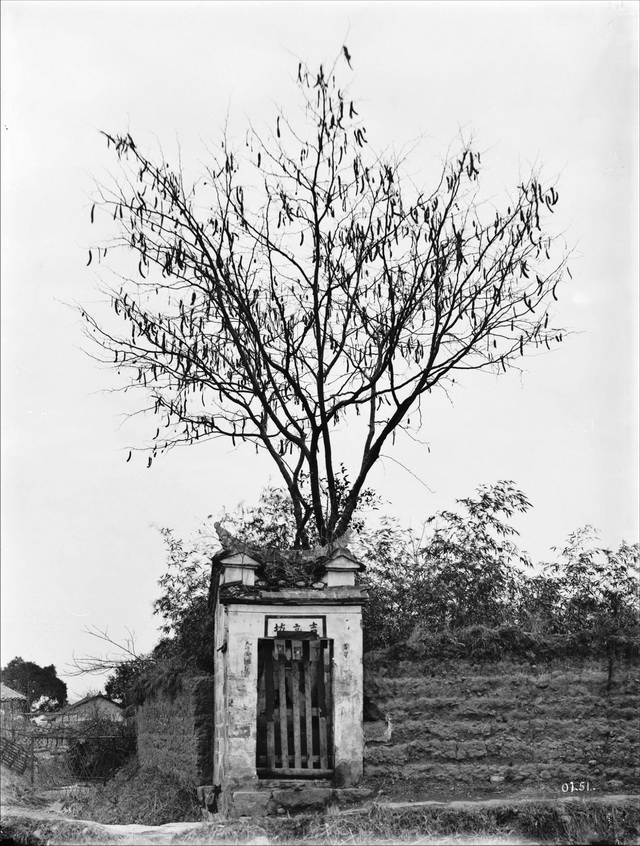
[256,636,333,778]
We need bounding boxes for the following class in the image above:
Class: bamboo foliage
[82,53,570,547]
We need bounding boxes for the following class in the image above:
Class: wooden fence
[257,636,333,778]
[0,734,34,778]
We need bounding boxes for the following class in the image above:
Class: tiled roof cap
[212,523,364,588]
[0,683,27,701]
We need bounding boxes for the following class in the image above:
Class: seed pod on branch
[81,51,571,548]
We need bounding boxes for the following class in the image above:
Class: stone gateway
[205,528,370,818]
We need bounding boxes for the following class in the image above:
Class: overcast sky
[2,1,638,701]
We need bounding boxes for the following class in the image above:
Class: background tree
[360,481,533,649]
[543,527,639,635]
[1,657,67,709]
[536,528,640,684]
[104,661,147,709]
[419,481,533,630]
[82,51,570,547]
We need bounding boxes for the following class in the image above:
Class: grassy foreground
[182,799,640,845]
[2,796,639,845]
[62,761,201,826]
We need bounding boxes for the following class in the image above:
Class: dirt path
[372,792,639,810]
[1,802,203,845]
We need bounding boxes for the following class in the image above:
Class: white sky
[1,1,638,701]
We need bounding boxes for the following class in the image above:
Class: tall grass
[177,799,640,845]
[2,795,638,844]
[63,759,200,826]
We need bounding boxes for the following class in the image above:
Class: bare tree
[68,626,146,678]
[81,52,570,547]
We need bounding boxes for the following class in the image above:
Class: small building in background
[0,683,28,716]
[44,694,123,724]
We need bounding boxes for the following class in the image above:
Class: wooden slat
[292,655,302,769]
[317,641,328,770]
[0,736,31,776]
[264,644,276,769]
[273,655,280,767]
[278,649,289,770]
[257,767,334,779]
[303,643,314,769]
[258,767,333,779]
[318,718,328,769]
[273,657,281,767]
[267,720,276,769]
[323,640,333,767]
[284,642,296,768]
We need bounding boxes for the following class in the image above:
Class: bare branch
[67,626,149,677]
[81,55,571,546]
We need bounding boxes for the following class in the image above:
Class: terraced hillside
[363,653,639,799]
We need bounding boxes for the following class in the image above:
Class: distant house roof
[40,694,124,723]
[0,683,27,702]
[63,694,122,713]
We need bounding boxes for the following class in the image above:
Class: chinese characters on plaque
[265,616,325,637]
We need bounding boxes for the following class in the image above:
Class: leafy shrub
[361,485,638,656]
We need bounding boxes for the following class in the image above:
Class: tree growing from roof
[82,50,570,547]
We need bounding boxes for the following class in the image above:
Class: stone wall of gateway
[362,652,640,796]
[136,676,214,787]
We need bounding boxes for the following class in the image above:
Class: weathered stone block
[364,720,390,742]
[231,790,272,817]
[228,752,254,771]
[229,723,253,738]
[197,785,218,815]
[365,744,404,765]
[332,787,374,805]
[271,787,333,810]
[335,758,363,787]
[462,741,487,758]
[266,797,282,815]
